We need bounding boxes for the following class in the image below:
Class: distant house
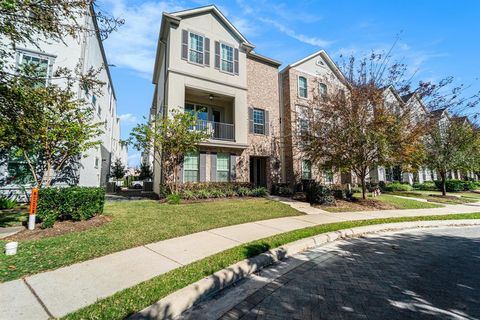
[0,5,125,197]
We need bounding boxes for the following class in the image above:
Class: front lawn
[322,194,443,212]
[0,198,302,282]
[64,212,480,320]
[389,191,479,204]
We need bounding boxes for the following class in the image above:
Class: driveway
[182,226,480,320]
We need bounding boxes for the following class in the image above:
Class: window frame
[187,31,205,66]
[16,49,55,87]
[253,108,266,135]
[220,42,234,74]
[302,160,312,180]
[216,153,230,182]
[298,76,308,99]
[183,151,200,183]
[319,83,327,97]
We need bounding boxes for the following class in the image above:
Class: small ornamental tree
[129,111,209,193]
[111,158,126,180]
[424,120,478,195]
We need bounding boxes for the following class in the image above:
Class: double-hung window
[298,76,308,98]
[188,32,204,64]
[253,108,265,134]
[296,106,309,135]
[324,170,334,184]
[302,160,312,180]
[217,153,230,182]
[220,43,234,73]
[183,152,199,183]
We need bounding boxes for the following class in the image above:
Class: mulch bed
[5,215,112,241]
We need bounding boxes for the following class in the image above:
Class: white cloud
[259,18,331,48]
[100,0,183,77]
[118,113,138,124]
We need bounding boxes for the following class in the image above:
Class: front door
[250,157,267,187]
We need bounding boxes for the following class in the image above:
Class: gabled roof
[401,92,429,114]
[401,92,415,103]
[430,108,449,121]
[170,5,253,48]
[280,49,347,86]
[383,85,405,105]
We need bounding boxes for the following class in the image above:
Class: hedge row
[37,187,105,228]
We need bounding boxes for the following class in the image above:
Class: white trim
[219,41,235,75]
[187,30,205,67]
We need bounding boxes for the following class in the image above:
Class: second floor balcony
[194,120,235,141]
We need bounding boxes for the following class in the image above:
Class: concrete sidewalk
[2,200,480,319]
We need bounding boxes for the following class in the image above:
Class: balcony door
[250,157,267,187]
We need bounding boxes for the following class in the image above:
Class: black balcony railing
[195,120,235,141]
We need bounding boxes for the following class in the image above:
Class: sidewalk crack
[23,278,54,319]
[143,245,185,266]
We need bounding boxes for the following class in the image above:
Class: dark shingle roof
[401,93,415,103]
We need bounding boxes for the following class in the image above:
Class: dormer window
[298,76,307,98]
[188,32,204,64]
[220,43,234,73]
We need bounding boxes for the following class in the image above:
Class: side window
[188,32,204,64]
[183,152,199,183]
[302,160,312,180]
[253,108,265,135]
[298,76,308,98]
[296,106,309,134]
[216,153,230,182]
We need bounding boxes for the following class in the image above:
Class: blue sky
[98,0,480,167]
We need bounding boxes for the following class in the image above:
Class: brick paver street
[188,226,480,320]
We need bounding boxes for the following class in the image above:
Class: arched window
[298,76,307,98]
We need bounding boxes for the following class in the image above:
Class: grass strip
[63,212,480,320]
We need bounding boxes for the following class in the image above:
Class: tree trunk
[360,175,367,200]
[440,172,447,196]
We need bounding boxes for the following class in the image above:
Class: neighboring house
[150,5,282,193]
[279,50,349,189]
[0,5,124,197]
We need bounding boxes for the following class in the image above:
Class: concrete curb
[131,219,480,320]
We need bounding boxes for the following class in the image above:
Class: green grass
[391,191,478,204]
[0,205,28,227]
[63,212,480,320]
[323,194,442,212]
[0,199,301,282]
[374,194,443,209]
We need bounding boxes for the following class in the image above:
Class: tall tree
[298,53,427,199]
[129,111,209,193]
[424,120,478,195]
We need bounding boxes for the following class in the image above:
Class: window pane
[319,83,327,96]
[253,109,265,134]
[298,77,307,98]
[221,44,234,72]
[184,152,199,170]
[302,160,312,180]
[189,33,204,64]
[217,153,229,171]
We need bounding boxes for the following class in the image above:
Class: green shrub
[0,195,17,209]
[382,182,413,192]
[180,190,196,200]
[331,187,354,200]
[305,182,335,205]
[166,193,181,205]
[251,187,268,197]
[464,180,477,191]
[413,181,438,191]
[37,187,105,228]
[271,183,293,196]
[236,187,252,197]
[435,179,464,192]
